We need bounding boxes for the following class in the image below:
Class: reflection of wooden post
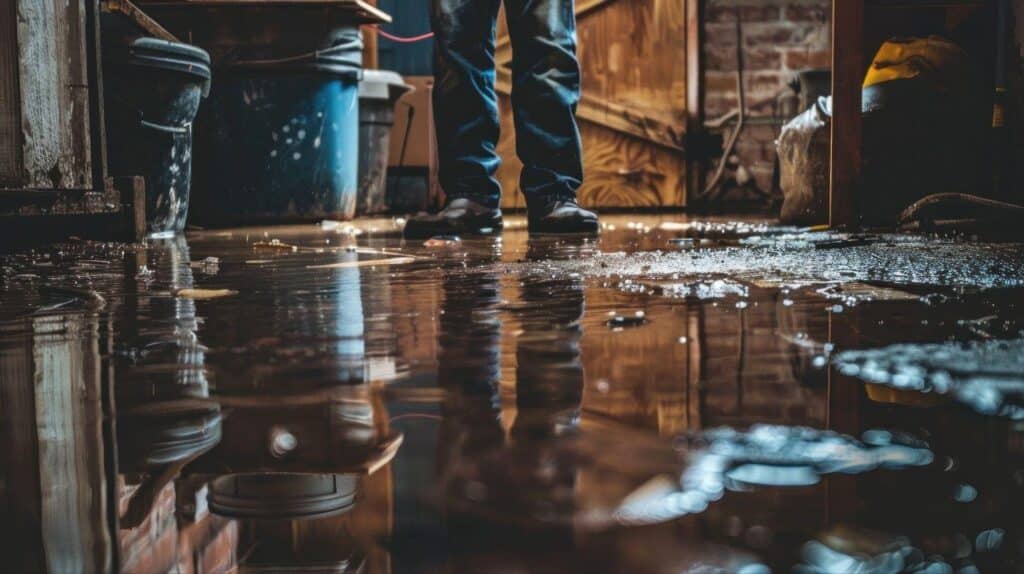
[829,0,864,229]
[0,314,114,573]
[825,312,860,525]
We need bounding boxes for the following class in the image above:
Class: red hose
[368,25,435,44]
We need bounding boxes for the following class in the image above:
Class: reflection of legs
[431,0,504,207]
[437,269,504,464]
[513,273,585,439]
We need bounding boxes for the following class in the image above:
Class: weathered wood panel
[13,0,93,190]
[0,1,21,185]
[495,0,689,209]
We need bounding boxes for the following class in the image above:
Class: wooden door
[495,0,691,209]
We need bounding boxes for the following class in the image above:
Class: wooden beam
[829,0,864,229]
[100,0,179,42]
[135,0,392,23]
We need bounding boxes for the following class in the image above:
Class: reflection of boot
[513,240,586,439]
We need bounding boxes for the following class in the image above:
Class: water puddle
[1,215,1022,572]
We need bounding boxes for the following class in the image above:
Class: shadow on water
[0,215,1022,572]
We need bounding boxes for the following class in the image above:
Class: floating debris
[607,311,648,329]
[816,282,919,305]
[321,221,364,236]
[833,338,1024,419]
[424,235,462,248]
[493,235,1024,291]
[638,278,750,300]
[190,256,220,275]
[38,284,106,310]
[813,234,883,250]
[173,288,238,300]
[308,257,416,270]
[667,237,696,248]
[253,239,297,252]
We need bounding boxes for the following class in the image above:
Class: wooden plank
[136,0,392,23]
[829,0,864,228]
[100,0,180,41]
[15,0,93,190]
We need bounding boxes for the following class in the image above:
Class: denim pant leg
[505,0,583,207]
[431,0,504,208]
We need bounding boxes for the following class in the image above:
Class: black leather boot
[403,198,504,239]
[528,199,599,235]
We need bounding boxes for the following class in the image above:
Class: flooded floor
[1,214,1023,573]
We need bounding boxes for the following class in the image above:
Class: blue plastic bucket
[193,29,362,225]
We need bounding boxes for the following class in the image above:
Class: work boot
[403,198,503,239]
[528,199,599,235]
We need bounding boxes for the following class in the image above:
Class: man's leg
[432,0,504,206]
[404,0,505,239]
[505,0,596,233]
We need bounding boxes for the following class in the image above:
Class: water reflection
[1,216,1023,572]
[437,238,587,570]
[114,237,221,529]
[0,312,112,572]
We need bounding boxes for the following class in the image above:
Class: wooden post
[685,0,705,205]
[110,175,146,242]
[829,0,864,229]
[362,0,378,69]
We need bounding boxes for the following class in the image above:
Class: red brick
[743,23,825,47]
[706,22,739,46]
[707,3,782,23]
[785,48,832,70]
[744,71,789,94]
[705,72,741,93]
[709,45,783,72]
[785,3,830,23]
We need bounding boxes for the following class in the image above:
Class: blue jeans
[431,0,583,209]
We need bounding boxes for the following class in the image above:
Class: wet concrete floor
[1,214,1023,573]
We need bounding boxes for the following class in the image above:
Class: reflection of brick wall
[703,0,831,193]
[119,479,237,574]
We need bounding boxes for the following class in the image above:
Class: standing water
[0,215,1022,572]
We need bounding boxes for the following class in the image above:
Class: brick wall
[703,0,831,195]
